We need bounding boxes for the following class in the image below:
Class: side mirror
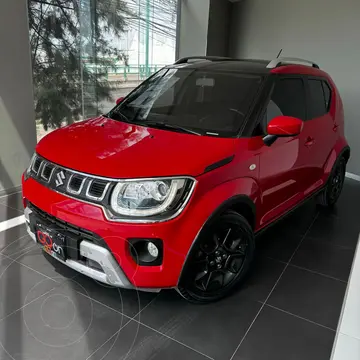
[116,97,125,105]
[263,116,303,146]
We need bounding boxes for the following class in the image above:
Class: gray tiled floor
[0,202,22,223]
[0,179,359,360]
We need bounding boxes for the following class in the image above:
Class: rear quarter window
[308,79,327,119]
[322,81,332,112]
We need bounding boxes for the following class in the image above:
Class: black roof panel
[169,58,271,74]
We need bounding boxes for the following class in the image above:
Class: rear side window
[265,78,306,123]
[308,79,327,119]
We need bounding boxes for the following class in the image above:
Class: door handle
[305,137,315,147]
[333,124,339,132]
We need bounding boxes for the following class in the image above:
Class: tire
[177,211,255,304]
[317,157,346,207]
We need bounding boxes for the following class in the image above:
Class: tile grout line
[5,252,213,360]
[0,201,23,215]
[264,303,336,332]
[85,293,160,360]
[3,252,135,320]
[0,190,354,358]
[265,256,348,283]
[0,252,151,355]
[0,251,81,324]
[0,232,32,250]
[289,263,348,283]
[3,250,157,327]
[75,288,214,359]
[0,190,22,200]
[1,257,139,349]
[87,310,214,360]
[6,252,213,360]
[303,235,357,251]
[6,213,334,360]
[130,293,214,360]
[1,252,136,325]
[0,287,57,324]
[85,328,122,360]
[331,235,360,360]
[130,317,215,360]
[5,208,342,359]
[74,290,134,320]
[229,212,319,360]
[1,251,62,283]
[0,275,79,324]
[0,240,37,258]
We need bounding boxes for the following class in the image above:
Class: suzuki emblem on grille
[55,171,66,187]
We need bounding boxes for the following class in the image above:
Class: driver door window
[264,99,283,124]
[262,78,306,133]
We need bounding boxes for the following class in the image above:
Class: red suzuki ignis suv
[22,56,350,303]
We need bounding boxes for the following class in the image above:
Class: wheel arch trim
[205,195,256,229]
[324,143,350,179]
[177,194,256,287]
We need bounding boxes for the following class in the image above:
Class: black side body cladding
[203,195,256,230]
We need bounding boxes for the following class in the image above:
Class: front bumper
[22,175,220,289]
[24,206,159,292]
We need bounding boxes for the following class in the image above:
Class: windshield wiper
[141,121,202,136]
[107,110,131,123]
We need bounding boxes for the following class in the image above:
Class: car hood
[36,117,237,178]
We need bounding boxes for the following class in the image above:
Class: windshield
[108,68,263,137]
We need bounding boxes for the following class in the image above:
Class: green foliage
[28,0,131,130]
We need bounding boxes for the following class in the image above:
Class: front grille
[40,163,55,182]
[86,180,109,200]
[67,174,86,195]
[32,157,42,174]
[29,154,113,205]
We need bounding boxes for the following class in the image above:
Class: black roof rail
[174,56,236,64]
[267,57,320,69]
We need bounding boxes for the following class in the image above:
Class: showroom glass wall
[28,0,178,141]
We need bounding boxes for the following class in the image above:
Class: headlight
[110,178,195,218]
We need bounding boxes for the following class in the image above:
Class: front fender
[176,176,261,285]
[186,176,261,237]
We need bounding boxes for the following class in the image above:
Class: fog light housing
[128,238,163,266]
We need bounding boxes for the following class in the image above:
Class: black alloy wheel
[329,159,346,203]
[318,157,346,207]
[178,211,255,304]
